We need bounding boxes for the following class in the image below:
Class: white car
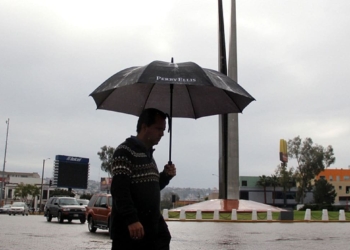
[8,202,29,216]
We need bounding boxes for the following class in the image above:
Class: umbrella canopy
[90,60,255,163]
[90,60,255,119]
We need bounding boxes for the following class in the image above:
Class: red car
[86,193,112,233]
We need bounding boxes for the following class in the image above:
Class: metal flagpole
[0,118,10,205]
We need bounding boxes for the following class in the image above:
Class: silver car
[8,202,29,216]
[0,204,12,214]
[77,199,89,207]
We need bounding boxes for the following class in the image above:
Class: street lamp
[0,118,10,206]
[40,158,50,212]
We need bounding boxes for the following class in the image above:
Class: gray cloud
[1,0,349,188]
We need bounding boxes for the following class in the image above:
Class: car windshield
[58,199,79,205]
[12,203,25,207]
[78,200,89,205]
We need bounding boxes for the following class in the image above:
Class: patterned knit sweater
[110,136,172,234]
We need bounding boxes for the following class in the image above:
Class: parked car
[77,199,89,207]
[44,197,86,223]
[86,193,112,233]
[8,202,29,216]
[0,204,12,214]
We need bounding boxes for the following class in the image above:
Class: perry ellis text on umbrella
[155,76,197,83]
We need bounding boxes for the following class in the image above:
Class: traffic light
[49,180,52,187]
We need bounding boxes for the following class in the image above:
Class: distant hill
[69,179,217,200]
[161,187,217,201]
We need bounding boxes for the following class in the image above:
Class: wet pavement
[1,214,349,250]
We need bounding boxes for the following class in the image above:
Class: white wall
[9,177,42,185]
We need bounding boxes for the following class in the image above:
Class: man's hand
[128,222,144,240]
[164,163,176,177]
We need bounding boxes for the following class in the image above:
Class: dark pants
[111,216,171,250]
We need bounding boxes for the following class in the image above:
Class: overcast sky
[1,0,349,189]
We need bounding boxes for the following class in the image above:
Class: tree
[97,145,115,175]
[256,175,270,204]
[313,178,337,205]
[275,163,295,207]
[269,174,280,205]
[288,136,335,203]
[80,193,92,200]
[49,189,75,198]
[14,183,30,201]
[14,184,40,205]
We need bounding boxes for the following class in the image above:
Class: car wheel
[22,213,24,216]
[46,211,52,222]
[80,218,86,224]
[88,216,97,233]
[68,219,72,223]
[8,214,11,216]
[58,212,64,223]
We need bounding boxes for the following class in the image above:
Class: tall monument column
[218,0,239,200]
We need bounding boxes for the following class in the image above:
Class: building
[239,176,302,207]
[0,171,47,207]
[209,176,313,208]
[316,168,350,204]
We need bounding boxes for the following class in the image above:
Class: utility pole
[40,158,50,212]
[0,118,10,206]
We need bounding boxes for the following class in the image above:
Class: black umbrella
[90,60,255,163]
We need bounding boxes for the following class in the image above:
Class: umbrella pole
[168,84,174,165]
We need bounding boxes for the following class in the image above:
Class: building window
[337,176,340,181]
[241,180,247,187]
[346,186,350,194]
[344,176,350,181]
[339,197,350,201]
[329,176,333,181]
[339,186,342,190]
[7,189,12,198]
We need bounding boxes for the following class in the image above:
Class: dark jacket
[110,136,172,240]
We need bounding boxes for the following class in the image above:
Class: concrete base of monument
[170,199,287,213]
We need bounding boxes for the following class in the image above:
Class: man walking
[110,108,176,250]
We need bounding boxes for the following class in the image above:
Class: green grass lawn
[166,210,350,221]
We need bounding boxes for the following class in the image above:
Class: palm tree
[270,175,279,205]
[256,175,270,204]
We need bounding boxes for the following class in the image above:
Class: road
[2,213,350,250]
[1,214,111,250]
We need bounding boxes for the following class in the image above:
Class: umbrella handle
[168,84,173,164]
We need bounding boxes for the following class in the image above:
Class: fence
[162,209,350,222]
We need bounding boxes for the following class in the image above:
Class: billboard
[53,155,89,189]
[100,177,112,191]
[279,139,288,163]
